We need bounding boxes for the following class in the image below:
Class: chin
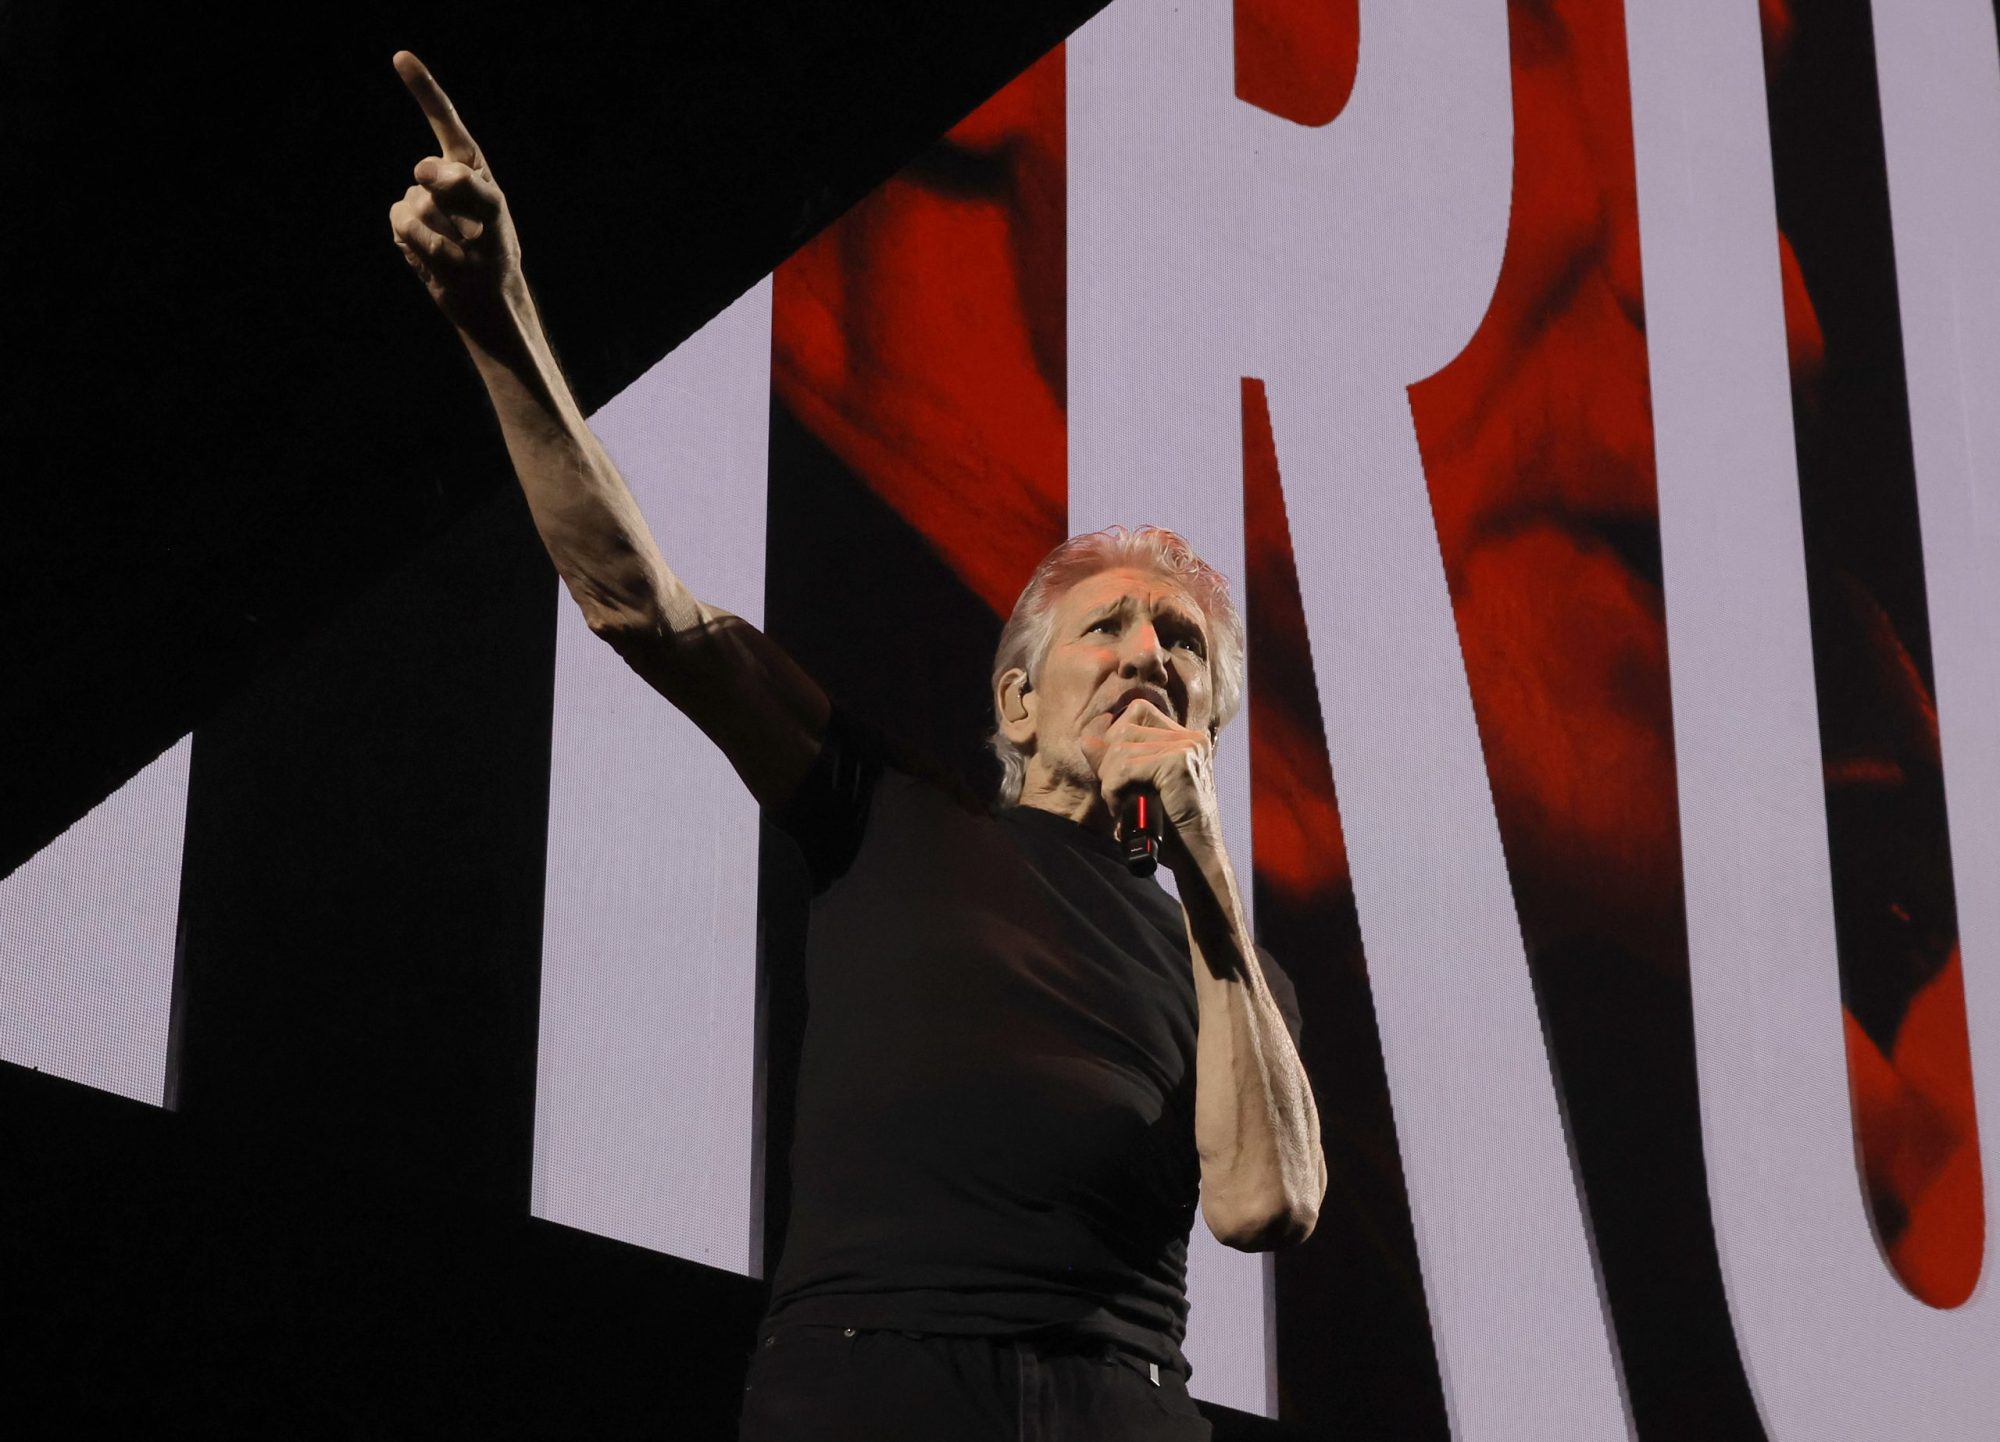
[1038,746,1102,795]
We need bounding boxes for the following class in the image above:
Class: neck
[1016,767,1115,834]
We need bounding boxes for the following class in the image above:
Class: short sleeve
[766,706,889,893]
[1256,945,1305,1052]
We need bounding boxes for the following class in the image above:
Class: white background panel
[1634,0,2000,1435]
[533,279,773,1275]
[1,737,190,1106]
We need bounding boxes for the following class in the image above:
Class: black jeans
[736,1323,1213,1441]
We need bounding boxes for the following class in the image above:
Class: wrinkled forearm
[1176,832,1327,1250]
[444,280,828,808]
[458,280,698,638]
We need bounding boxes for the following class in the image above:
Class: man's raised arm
[386,51,827,808]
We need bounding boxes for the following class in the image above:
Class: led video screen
[11,1,1998,1435]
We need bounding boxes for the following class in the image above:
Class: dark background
[0,3,1315,1436]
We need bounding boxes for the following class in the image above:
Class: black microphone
[1120,784,1163,877]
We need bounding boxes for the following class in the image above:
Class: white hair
[988,525,1246,806]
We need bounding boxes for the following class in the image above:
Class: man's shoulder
[834,706,992,817]
[770,703,992,892]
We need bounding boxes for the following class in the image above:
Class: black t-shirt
[761,709,1304,1375]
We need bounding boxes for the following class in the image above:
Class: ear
[997,666,1036,745]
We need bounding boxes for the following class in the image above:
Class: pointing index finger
[394,50,482,168]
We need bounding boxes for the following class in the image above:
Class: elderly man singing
[388,52,1325,1442]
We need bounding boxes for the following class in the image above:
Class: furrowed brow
[1157,602,1207,642]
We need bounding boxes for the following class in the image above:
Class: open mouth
[1108,687,1176,723]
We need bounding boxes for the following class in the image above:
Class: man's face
[1004,567,1215,796]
